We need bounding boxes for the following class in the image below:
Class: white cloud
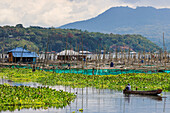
[0,0,169,27]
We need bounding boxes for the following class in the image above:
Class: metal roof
[12,52,38,58]
[79,51,91,54]
[57,50,79,55]
[8,47,30,53]
[8,47,38,58]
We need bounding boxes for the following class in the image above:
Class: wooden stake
[103,48,106,67]
[128,47,130,66]
[81,35,84,69]
[121,48,123,63]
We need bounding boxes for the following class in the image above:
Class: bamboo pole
[111,50,114,63]
[115,47,118,65]
[138,52,140,63]
[160,49,162,65]
[128,47,130,66]
[85,49,88,68]
[168,53,169,63]
[75,40,78,67]
[40,49,45,70]
[77,44,79,68]
[98,47,101,75]
[32,48,37,72]
[37,49,41,70]
[52,51,56,73]
[164,50,166,66]
[34,49,38,69]
[163,32,167,66]
[81,35,84,69]
[95,49,98,68]
[121,48,123,63]
[131,52,133,64]
[143,49,146,65]
[138,52,141,67]
[43,33,50,70]
[157,51,159,66]
[103,48,106,67]
[150,51,153,65]
[2,35,4,64]
[109,49,111,63]
[20,46,24,64]
[147,53,150,66]
[123,48,126,66]
[98,44,101,65]
[133,52,136,64]
[64,36,68,63]
[163,32,165,54]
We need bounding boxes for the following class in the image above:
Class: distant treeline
[0,24,160,53]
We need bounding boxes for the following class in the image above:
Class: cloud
[121,0,141,4]
[0,0,169,27]
[120,0,170,8]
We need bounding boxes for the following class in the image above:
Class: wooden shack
[8,47,39,63]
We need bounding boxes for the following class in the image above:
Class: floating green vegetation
[0,68,170,92]
[0,84,76,112]
[37,72,170,92]
[0,68,44,82]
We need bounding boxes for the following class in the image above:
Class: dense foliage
[0,24,160,53]
[0,68,169,92]
[0,84,76,112]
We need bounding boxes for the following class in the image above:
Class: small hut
[8,47,39,63]
[57,50,86,61]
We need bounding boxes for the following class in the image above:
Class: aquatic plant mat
[4,65,170,75]
[0,68,170,92]
[0,84,76,112]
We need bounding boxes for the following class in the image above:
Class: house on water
[8,47,39,63]
[57,50,86,61]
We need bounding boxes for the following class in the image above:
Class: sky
[0,0,170,27]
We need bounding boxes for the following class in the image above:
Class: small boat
[123,89,162,95]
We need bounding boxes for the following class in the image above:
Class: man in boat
[125,83,131,91]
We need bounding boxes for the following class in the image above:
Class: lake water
[0,79,170,113]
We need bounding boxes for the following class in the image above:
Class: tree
[16,24,24,28]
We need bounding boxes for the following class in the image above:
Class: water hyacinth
[0,68,170,91]
[0,84,76,112]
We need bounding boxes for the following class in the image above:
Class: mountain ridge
[60,6,170,50]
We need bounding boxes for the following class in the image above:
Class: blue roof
[8,47,38,58]
[8,47,30,53]
[12,52,38,58]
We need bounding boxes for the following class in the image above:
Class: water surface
[0,79,170,113]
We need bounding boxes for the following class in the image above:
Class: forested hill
[0,24,160,53]
[60,6,170,51]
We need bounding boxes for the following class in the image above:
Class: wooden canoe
[123,89,162,95]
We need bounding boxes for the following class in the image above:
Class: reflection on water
[124,94,131,103]
[124,94,163,102]
[0,78,170,113]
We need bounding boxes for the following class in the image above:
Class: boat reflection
[124,94,131,103]
[124,94,162,103]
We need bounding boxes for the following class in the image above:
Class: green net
[5,65,170,75]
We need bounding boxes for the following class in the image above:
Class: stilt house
[8,47,38,63]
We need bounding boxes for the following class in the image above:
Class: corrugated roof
[79,51,91,54]
[8,47,38,58]
[57,50,79,55]
[8,47,30,53]
[12,52,39,58]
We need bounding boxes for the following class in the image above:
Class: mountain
[0,25,160,53]
[60,6,170,51]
